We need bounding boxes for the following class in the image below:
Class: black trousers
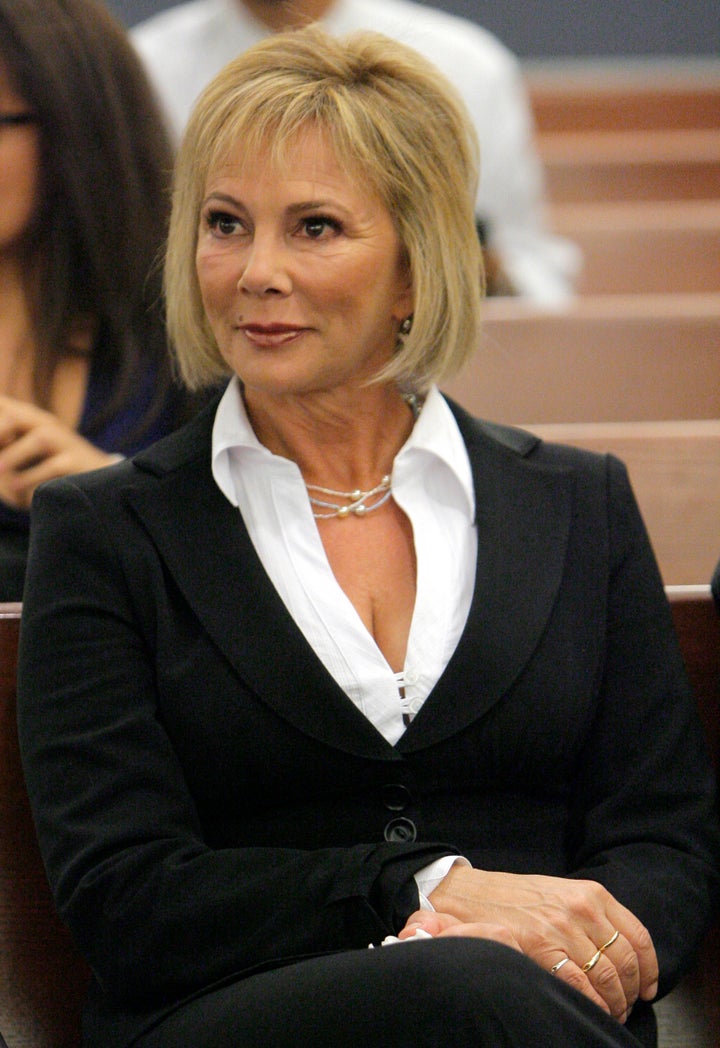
[133,938,655,1047]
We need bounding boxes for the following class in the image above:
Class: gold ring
[583,928,620,972]
[582,948,602,973]
[550,957,569,975]
[600,929,619,953]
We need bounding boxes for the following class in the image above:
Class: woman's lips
[240,324,307,347]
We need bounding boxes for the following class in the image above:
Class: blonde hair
[165,24,483,393]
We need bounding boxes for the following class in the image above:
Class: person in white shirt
[18,25,718,1048]
[132,0,580,303]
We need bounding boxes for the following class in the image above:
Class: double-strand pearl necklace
[306,475,392,519]
[304,393,421,521]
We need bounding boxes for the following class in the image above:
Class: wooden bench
[439,294,720,586]
[441,294,720,424]
[526,420,720,587]
[667,586,720,773]
[527,62,720,134]
[1,595,718,1047]
[539,128,720,204]
[654,587,720,1048]
[0,604,90,1048]
[550,201,720,295]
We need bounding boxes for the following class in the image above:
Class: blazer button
[384,817,417,843]
[381,783,412,811]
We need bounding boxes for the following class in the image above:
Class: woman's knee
[135,939,638,1048]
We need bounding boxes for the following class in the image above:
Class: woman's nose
[237,235,291,296]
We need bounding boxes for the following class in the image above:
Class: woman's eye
[300,216,341,239]
[206,211,243,237]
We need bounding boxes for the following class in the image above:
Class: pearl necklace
[304,393,421,520]
[306,475,392,519]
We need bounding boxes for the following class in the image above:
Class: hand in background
[0,394,118,510]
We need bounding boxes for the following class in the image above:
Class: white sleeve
[414,855,471,910]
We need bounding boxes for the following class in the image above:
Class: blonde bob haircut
[165,24,483,393]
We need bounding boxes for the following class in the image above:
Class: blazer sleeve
[566,455,719,993]
[17,476,454,1006]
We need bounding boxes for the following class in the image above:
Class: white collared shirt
[212,378,477,746]
[213,377,473,901]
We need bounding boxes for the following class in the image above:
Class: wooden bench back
[0,591,718,1046]
[550,201,720,295]
[667,586,720,771]
[528,67,720,133]
[539,128,720,203]
[527,420,720,587]
[440,295,720,586]
[0,604,89,1048]
[441,295,720,425]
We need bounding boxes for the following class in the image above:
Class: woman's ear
[393,270,414,324]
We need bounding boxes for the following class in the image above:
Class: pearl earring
[399,316,413,336]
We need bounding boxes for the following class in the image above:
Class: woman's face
[0,61,40,257]
[195,126,413,401]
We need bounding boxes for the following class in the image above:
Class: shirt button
[381,783,412,811]
[405,670,419,685]
[384,817,417,843]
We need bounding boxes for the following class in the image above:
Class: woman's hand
[401,866,658,1024]
[0,395,118,510]
[399,910,524,950]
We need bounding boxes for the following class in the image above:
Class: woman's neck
[0,259,36,399]
[243,383,417,491]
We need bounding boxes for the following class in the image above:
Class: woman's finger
[606,898,658,1001]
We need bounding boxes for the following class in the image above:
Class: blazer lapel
[126,407,397,760]
[400,405,574,750]
[126,399,573,757]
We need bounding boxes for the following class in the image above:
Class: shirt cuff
[414,854,471,911]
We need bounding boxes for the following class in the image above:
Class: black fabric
[131,939,649,1048]
[17,398,720,1048]
[0,526,29,601]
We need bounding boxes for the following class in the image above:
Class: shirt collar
[212,377,268,506]
[396,386,475,521]
[211,377,475,519]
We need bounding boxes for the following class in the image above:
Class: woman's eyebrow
[201,191,243,208]
[286,198,346,214]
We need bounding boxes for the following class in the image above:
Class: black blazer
[17,397,720,1048]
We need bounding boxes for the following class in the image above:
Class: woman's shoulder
[37,394,221,515]
[445,395,617,476]
[130,392,221,476]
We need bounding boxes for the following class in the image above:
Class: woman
[0,0,199,599]
[17,26,719,1048]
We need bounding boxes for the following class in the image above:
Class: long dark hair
[0,0,180,447]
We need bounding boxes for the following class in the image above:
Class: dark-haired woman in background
[0,0,201,599]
